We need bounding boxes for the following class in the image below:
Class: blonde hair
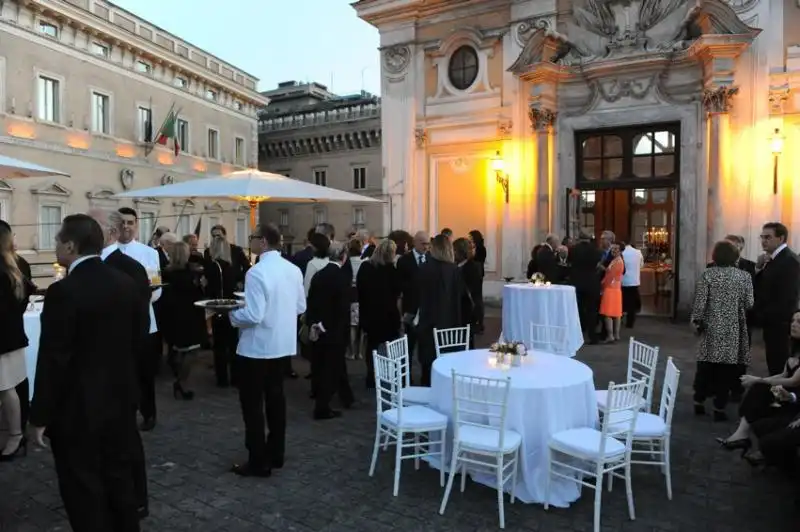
[370,238,396,266]
[210,236,231,263]
[429,234,454,263]
[168,241,190,270]
[0,223,23,300]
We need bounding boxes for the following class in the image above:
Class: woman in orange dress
[599,243,624,343]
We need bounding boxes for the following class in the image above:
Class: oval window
[448,46,479,91]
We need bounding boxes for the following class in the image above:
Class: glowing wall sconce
[771,128,784,195]
[491,150,509,203]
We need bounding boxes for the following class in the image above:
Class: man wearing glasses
[753,222,800,375]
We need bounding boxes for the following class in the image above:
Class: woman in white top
[347,239,364,359]
[303,233,331,297]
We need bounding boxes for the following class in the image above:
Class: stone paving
[1,311,797,531]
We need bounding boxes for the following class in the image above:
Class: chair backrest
[528,322,569,355]
[601,379,647,456]
[627,337,659,412]
[373,351,403,420]
[383,335,411,387]
[451,370,512,451]
[658,357,681,429]
[434,326,471,357]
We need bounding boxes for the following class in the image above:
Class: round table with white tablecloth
[430,349,598,507]
[502,284,584,357]
[22,302,43,400]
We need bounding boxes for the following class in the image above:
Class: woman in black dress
[453,237,480,349]
[204,236,239,387]
[161,242,206,399]
[469,230,486,334]
[356,239,402,388]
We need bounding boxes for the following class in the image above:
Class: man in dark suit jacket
[569,232,604,344]
[753,222,800,375]
[305,242,354,419]
[290,227,317,277]
[535,234,561,283]
[29,214,145,532]
[396,231,430,370]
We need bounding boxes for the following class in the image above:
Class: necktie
[418,254,424,265]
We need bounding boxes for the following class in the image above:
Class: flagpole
[150,101,176,153]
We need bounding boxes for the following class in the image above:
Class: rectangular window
[39,22,58,38]
[174,76,188,89]
[137,106,152,142]
[138,212,155,244]
[235,137,245,165]
[91,42,109,57]
[279,209,289,227]
[313,209,326,225]
[37,76,60,122]
[234,101,242,111]
[314,169,327,187]
[352,167,367,190]
[207,128,219,159]
[353,207,365,227]
[39,205,62,250]
[205,89,217,101]
[176,214,191,237]
[91,92,109,134]
[135,61,151,74]
[236,217,247,246]
[177,119,189,153]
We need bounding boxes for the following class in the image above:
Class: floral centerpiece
[530,272,546,286]
[489,341,527,367]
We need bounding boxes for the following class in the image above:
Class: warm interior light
[7,122,35,139]
[491,151,504,173]
[116,144,135,158]
[157,152,174,165]
[66,134,90,150]
[193,161,207,173]
[771,128,784,155]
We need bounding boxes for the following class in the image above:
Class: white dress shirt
[772,243,788,260]
[68,254,100,275]
[117,239,161,334]
[230,250,306,359]
[303,257,330,296]
[621,246,643,287]
[413,249,426,265]
[101,242,118,260]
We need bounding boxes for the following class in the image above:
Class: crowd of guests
[526,229,644,345]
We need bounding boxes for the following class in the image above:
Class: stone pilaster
[529,105,557,244]
[702,85,737,251]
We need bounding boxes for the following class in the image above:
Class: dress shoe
[139,418,156,432]
[230,463,272,478]
[314,410,342,420]
[0,435,27,462]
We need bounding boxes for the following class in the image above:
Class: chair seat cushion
[381,405,448,431]
[550,427,626,459]
[596,389,645,412]
[610,412,667,438]
[403,386,432,405]
[456,424,522,453]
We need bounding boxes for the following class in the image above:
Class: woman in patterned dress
[599,243,624,343]
[691,240,754,421]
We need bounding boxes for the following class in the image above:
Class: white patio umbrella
[114,169,383,229]
[0,154,70,179]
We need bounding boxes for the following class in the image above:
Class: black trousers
[128,408,148,511]
[621,286,641,328]
[16,378,29,429]
[211,317,238,386]
[763,323,792,376]
[364,331,400,388]
[693,361,741,410]
[236,356,286,470]
[51,420,141,532]
[311,343,354,414]
[417,327,436,387]
[738,382,800,423]
[137,333,160,422]
[754,415,800,469]
[575,288,600,342]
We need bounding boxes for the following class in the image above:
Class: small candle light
[488,357,497,368]
[545,281,551,286]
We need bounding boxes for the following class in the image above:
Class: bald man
[396,231,430,382]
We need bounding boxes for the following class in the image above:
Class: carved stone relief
[702,85,739,113]
[120,168,134,189]
[383,45,412,81]
[726,0,760,13]
[513,16,554,48]
[768,86,790,115]
[414,128,427,148]
[529,107,557,131]
[597,76,657,103]
[497,120,512,139]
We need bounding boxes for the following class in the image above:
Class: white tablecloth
[23,302,43,400]
[430,349,597,507]
[502,284,584,357]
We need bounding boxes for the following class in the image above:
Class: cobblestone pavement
[1,311,797,531]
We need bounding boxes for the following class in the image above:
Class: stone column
[702,85,737,251]
[529,105,556,244]
[380,44,417,233]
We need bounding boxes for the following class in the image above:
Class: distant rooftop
[260,81,380,118]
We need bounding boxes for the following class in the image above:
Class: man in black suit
[151,226,171,269]
[535,234,561,283]
[569,231,603,344]
[291,227,317,277]
[205,224,251,289]
[305,241,354,419]
[28,214,145,532]
[397,231,430,375]
[89,208,151,519]
[753,222,800,375]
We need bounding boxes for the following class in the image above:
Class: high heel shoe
[0,435,28,462]
[715,437,751,451]
[172,381,194,401]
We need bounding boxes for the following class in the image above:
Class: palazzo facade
[355,0,800,316]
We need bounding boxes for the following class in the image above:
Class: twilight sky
[112,0,382,95]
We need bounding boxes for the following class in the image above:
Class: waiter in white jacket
[117,207,162,432]
[229,222,305,477]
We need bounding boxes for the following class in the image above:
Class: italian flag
[155,108,180,156]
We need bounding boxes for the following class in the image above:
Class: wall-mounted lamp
[771,128,784,195]
[491,150,509,203]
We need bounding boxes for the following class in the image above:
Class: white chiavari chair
[528,322,569,355]
[383,335,431,405]
[434,326,471,357]
[596,337,659,414]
